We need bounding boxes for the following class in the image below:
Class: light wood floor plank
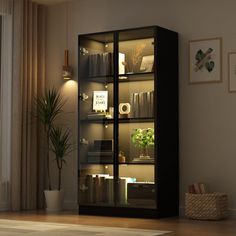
[0,211,235,236]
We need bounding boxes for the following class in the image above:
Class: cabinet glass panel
[78,33,114,206]
[118,28,156,209]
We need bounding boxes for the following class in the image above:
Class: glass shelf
[79,162,154,165]
[83,72,154,84]
[80,117,154,124]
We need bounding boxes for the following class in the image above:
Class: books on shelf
[188,182,208,194]
[87,112,107,120]
[130,91,154,118]
[88,52,113,77]
[84,174,136,204]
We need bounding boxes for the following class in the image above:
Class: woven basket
[185,193,228,220]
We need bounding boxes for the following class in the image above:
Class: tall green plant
[35,88,65,190]
[49,126,72,190]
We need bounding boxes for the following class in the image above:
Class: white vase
[44,190,64,212]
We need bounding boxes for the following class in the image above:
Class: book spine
[86,175,94,203]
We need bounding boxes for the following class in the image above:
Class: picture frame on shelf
[140,55,154,72]
[189,38,222,84]
[228,52,236,92]
[93,91,108,111]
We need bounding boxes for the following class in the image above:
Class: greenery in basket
[131,128,155,148]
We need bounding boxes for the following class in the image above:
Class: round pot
[44,189,64,212]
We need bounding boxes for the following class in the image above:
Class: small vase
[139,146,150,160]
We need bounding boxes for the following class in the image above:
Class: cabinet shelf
[80,117,154,124]
[85,72,154,84]
[79,162,154,165]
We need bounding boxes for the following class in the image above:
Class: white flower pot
[44,190,64,212]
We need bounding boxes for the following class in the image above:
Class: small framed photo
[228,52,236,92]
[93,91,108,111]
[189,38,222,84]
[140,55,154,72]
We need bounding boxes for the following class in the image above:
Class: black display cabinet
[78,26,178,218]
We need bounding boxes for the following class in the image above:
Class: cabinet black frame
[78,25,179,218]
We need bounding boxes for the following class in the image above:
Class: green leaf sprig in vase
[131,128,154,160]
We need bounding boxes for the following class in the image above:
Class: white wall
[46,0,236,216]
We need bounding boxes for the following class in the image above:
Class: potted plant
[36,88,70,212]
[131,128,154,160]
[44,126,72,212]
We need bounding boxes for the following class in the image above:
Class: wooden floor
[0,211,235,236]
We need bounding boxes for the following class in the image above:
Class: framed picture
[140,55,154,72]
[189,38,222,84]
[93,91,108,111]
[228,52,236,92]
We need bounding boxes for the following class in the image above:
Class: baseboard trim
[0,202,10,211]
[179,206,236,219]
[63,200,78,211]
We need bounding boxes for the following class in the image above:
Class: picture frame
[140,55,154,72]
[189,38,222,84]
[93,91,108,111]
[228,52,236,92]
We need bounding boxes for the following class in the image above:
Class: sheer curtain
[0,0,12,211]
[11,0,46,210]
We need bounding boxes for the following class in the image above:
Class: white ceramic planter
[44,190,64,212]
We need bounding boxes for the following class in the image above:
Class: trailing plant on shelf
[131,128,154,159]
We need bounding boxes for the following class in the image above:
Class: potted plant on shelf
[36,88,71,212]
[131,128,155,160]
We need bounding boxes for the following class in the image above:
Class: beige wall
[46,0,236,216]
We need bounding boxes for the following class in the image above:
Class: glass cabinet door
[117,28,156,209]
[78,32,115,206]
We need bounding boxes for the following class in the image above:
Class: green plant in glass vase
[131,128,154,160]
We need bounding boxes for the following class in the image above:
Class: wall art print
[189,38,222,84]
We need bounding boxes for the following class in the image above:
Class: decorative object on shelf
[118,151,126,163]
[93,91,108,111]
[131,128,154,161]
[119,52,125,74]
[119,103,131,115]
[189,38,222,84]
[140,55,154,72]
[108,106,114,118]
[122,43,146,73]
[228,52,236,92]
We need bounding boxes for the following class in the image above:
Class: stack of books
[87,112,107,120]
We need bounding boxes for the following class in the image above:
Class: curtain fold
[0,0,12,15]
[11,0,46,211]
